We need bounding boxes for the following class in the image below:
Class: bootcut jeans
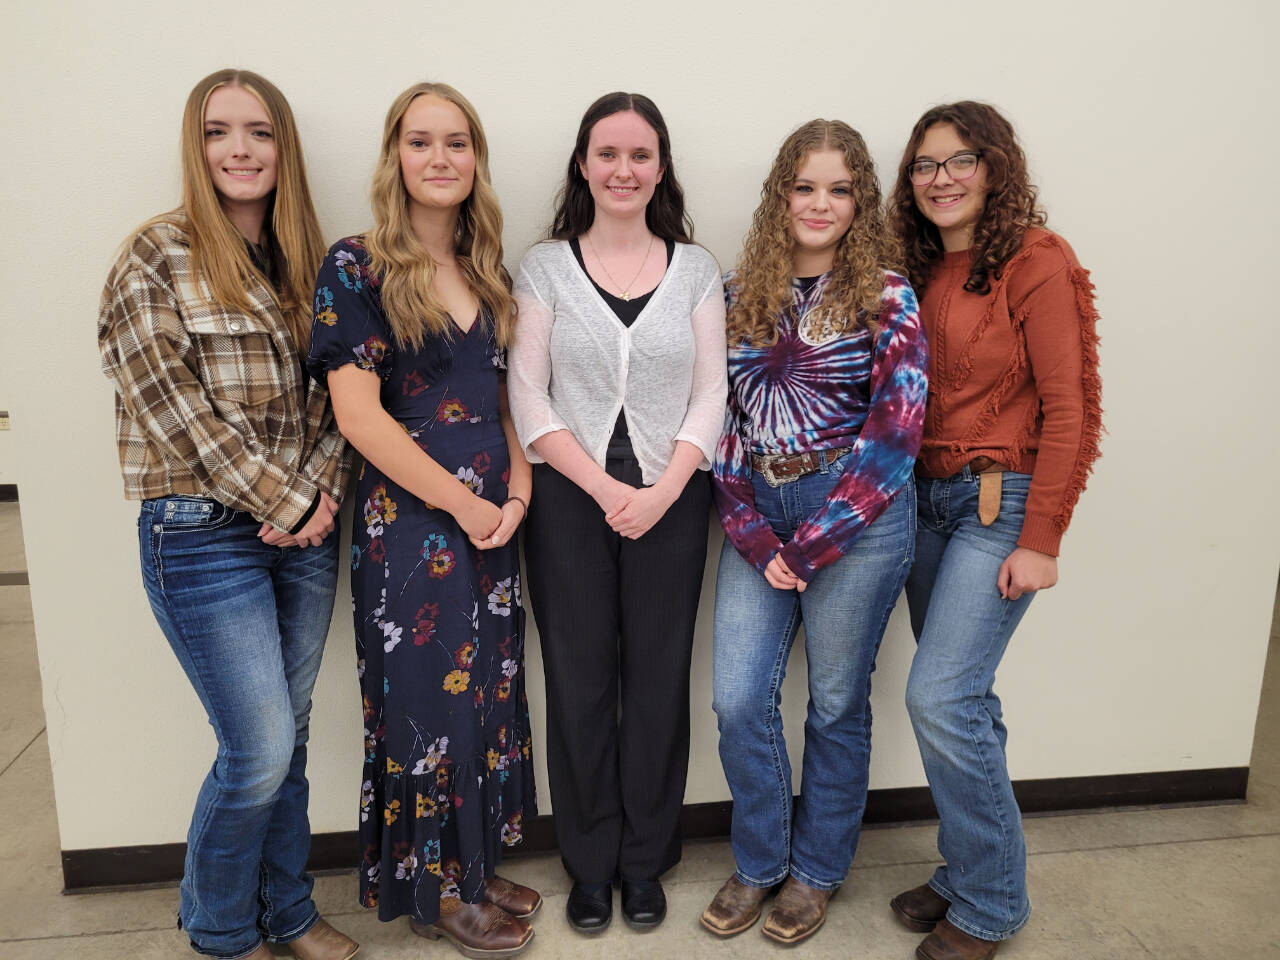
[904,468,1037,941]
[713,452,915,890]
[139,495,339,959]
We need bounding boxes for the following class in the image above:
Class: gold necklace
[583,232,655,301]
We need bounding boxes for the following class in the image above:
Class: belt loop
[960,464,973,482]
[818,450,830,474]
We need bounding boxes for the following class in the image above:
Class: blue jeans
[138,496,339,959]
[713,455,915,890]
[904,469,1036,941]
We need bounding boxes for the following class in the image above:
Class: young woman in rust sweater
[887,101,1102,960]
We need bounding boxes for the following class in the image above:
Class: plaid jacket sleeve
[298,374,353,502]
[98,230,319,529]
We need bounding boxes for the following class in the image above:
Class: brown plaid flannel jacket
[98,217,351,531]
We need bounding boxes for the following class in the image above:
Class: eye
[633,152,650,162]
[793,184,812,194]
[204,127,225,138]
[449,139,468,150]
[408,138,426,149]
[252,129,274,140]
[832,187,851,196]
[598,151,615,160]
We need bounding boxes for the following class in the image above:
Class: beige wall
[4,1,1278,851]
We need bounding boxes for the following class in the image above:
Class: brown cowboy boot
[891,882,952,932]
[410,896,533,959]
[285,918,359,960]
[760,876,833,945]
[700,874,770,937]
[916,918,1000,960]
[485,875,542,919]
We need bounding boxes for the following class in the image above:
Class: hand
[257,523,299,548]
[469,498,526,550]
[455,494,504,542]
[606,485,676,540]
[764,554,808,592]
[997,546,1058,600]
[592,476,637,519]
[258,491,340,549]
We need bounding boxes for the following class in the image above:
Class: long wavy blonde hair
[728,120,899,347]
[365,82,515,349]
[146,69,326,350]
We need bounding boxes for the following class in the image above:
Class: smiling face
[577,110,664,223]
[911,122,988,251]
[203,84,278,214]
[398,94,476,216]
[788,148,856,275]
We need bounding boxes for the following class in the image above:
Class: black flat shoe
[620,877,666,930]
[566,880,612,934]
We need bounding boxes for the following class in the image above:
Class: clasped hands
[595,476,676,540]
[765,553,808,592]
[257,491,341,548]
[461,495,526,550]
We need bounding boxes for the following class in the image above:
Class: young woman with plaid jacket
[97,69,356,960]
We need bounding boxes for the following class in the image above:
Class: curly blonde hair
[728,120,898,347]
[366,82,515,349]
[889,101,1046,297]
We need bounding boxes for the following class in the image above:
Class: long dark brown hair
[548,92,693,242]
[890,101,1046,297]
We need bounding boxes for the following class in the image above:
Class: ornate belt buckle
[757,454,788,487]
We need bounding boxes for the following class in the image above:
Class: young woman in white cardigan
[507,91,726,935]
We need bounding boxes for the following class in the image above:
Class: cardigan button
[228,321,242,332]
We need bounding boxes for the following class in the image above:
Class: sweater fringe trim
[1050,266,1104,530]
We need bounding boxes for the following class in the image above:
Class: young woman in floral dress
[308,82,537,959]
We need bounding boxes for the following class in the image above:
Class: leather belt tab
[977,471,1003,526]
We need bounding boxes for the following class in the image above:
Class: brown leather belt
[751,446,852,487]
[967,456,1004,475]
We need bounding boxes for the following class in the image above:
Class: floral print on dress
[305,236,535,926]
[315,287,337,326]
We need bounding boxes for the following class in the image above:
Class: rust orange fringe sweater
[915,228,1101,556]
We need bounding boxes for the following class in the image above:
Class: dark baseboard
[61,765,1248,892]
[0,484,16,502]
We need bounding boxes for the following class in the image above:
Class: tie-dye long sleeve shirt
[711,271,928,582]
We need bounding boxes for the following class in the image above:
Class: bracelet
[503,495,528,516]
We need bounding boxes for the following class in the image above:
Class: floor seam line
[0,726,45,779]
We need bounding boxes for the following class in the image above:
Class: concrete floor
[0,499,1277,958]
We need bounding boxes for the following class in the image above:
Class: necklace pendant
[620,291,631,301]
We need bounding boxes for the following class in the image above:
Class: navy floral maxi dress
[307,237,534,924]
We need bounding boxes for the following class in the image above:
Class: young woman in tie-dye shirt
[701,120,927,947]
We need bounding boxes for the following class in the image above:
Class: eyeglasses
[907,152,982,186]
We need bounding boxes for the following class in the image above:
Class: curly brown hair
[728,120,898,348]
[889,101,1046,297]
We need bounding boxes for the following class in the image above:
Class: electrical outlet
[0,411,9,431]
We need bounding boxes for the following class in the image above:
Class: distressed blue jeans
[905,469,1036,941]
[713,455,915,890]
[139,496,339,959]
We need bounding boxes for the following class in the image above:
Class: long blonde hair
[144,69,325,351]
[365,82,515,349]
[729,120,899,347]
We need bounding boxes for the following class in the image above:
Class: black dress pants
[524,458,711,882]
